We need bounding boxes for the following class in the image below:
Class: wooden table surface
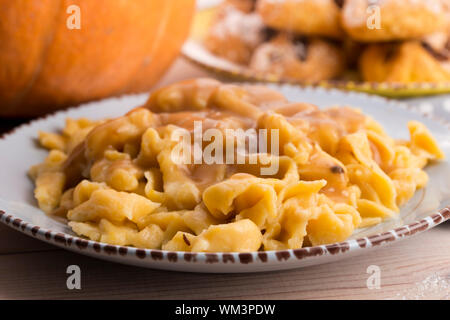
[1,58,449,300]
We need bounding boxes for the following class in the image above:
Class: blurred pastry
[203,0,450,84]
[205,1,265,65]
[257,0,344,39]
[359,37,450,82]
[342,0,448,42]
[250,34,346,81]
[221,0,258,13]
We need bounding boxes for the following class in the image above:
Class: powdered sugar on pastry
[210,7,265,47]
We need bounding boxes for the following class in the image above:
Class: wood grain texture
[0,223,449,300]
[0,58,449,300]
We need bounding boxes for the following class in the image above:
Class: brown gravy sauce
[63,79,368,202]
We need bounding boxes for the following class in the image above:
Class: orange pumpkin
[0,0,196,117]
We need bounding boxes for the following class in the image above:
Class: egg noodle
[29,79,445,252]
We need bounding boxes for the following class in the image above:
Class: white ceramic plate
[1,86,450,273]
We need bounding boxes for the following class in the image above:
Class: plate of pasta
[1,79,450,273]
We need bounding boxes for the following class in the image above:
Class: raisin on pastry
[250,34,346,81]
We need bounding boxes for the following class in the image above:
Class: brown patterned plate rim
[0,207,449,265]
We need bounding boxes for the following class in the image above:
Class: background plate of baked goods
[0,82,450,273]
[183,0,450,98]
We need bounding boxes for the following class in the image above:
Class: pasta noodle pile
[29,79,445,252]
